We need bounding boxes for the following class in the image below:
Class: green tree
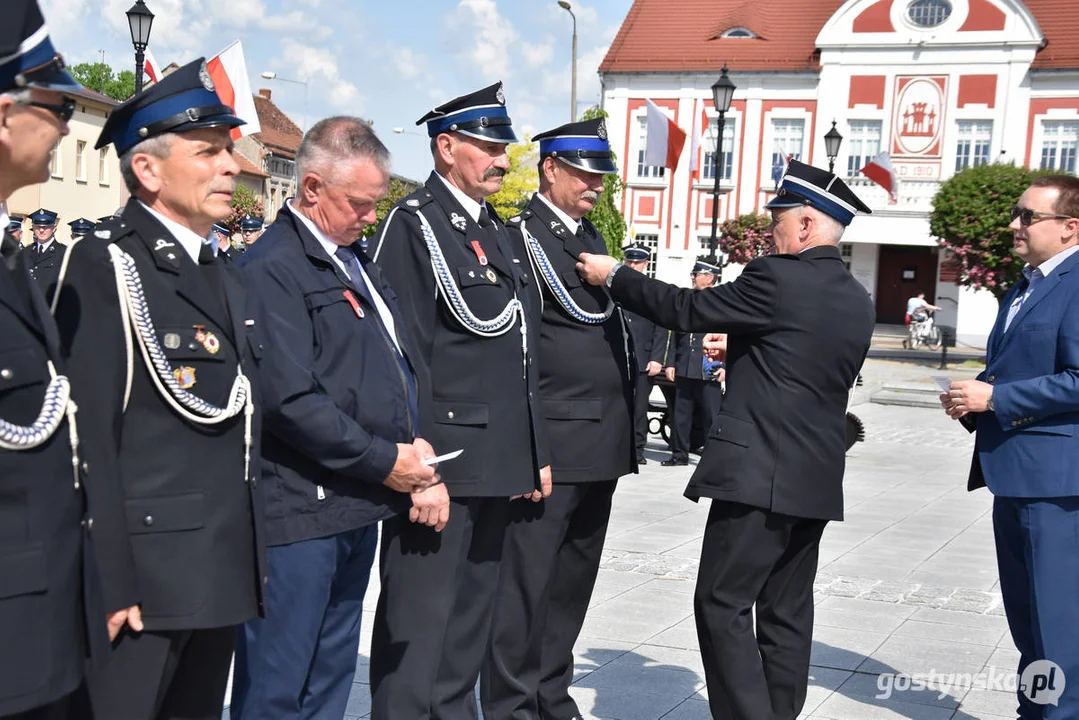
[363,176,417,237]
[582,106,627,257]
[488,139,538,221]
[718,213,773,266]
[226,183,264,234]
[930,162,1053,303]
[70,62,136,101]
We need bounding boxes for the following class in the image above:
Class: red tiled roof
[599,0,845,73]
[235,149,268,178]
[252,95,303,158]
[69,86,119,106]
[600,0,1079,74]
[1026,0,1079,69]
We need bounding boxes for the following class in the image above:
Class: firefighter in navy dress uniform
[67,217,94,242]
[369,81,550,719]
[0,3,135,717]
[25,208,65,294]
[53,59,266,720]
[483,117,636,720]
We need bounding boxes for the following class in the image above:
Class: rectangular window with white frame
[75,140,86,182]
[769,119,804,185]
[49,140,61,178]
[846,121,882,178]
[635,233,660,277]
[1039,121,1078,173]
[702,118,736,183]
[955,120,992,172]
[99,148,109,185]
[636,117,666,180]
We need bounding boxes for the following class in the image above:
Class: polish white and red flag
[143,49,163,85]
[206,41,261,140]
[689,106,708,181]
[644,99,688,172]
[861,151,899,204]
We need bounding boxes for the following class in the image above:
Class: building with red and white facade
[599,0,1078,344]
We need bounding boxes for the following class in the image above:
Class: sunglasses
[1010,205,1074,227]
[26,96,76,123]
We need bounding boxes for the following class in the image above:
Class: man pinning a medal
[370,81,550,719]
[53,58,266,720]
[484,116,637,720]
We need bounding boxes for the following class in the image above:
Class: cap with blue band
[417,82,517,144]
[765,159,872,227]
[533,118,617,175]
[0,1,82,94]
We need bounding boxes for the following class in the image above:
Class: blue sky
[43,0,634,182]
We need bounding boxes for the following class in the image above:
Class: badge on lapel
[153,238,181,266]
[450,212,467,232]
[550,220,566,238]
[173,366,197,389]
[486,268,498,283]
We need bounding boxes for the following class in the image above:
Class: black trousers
[370,496,510,720]
[671,377,722,461]
[482,480,617,720]
[72,627,235,720]
[695,501,828,720]
[633,372,653,459]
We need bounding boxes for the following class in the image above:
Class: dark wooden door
[875,246,937,324]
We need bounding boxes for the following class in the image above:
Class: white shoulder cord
[415,209,529,378]
[520,219,614,324]
[0,242,83,488]
[106,244,254,483]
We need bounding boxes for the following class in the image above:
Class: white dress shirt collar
[1027,244,1079,281]
[534,192,581,236]
[138,201,209,264]
[436,173,483,223]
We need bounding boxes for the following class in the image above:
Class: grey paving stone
[892,619,1007,647]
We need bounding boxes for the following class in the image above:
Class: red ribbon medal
[343,290,364,318]
[470,240,489,266]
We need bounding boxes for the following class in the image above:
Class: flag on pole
[689,106,708,181]
[143,49,162,85]
[860,151,899,203]
[771,153,792,191]
[644,99,687,171]
[206,41,261,140]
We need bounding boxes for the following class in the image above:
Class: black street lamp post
[707,66,736,268]
[824,120,844,174]
[127,0,155,95]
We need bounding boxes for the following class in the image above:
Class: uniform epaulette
[507,209,533,226]
[397,188,436,214]
[88,216,134,244]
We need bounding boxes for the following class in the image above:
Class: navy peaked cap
[96,58,245,155]
[417,82,517,144]
[0,0,81,94]
[533,117,616,175]
[765,160,872,226]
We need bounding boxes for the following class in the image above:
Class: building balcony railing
[841,176,941,215]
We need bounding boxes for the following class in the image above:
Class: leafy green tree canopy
[930,163,1054,303]
[69,62,136,101]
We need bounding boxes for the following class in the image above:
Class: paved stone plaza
[227,360,1025,720]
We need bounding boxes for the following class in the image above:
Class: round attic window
[907,0,952,28]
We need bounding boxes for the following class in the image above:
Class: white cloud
[279,38,363,111]
[520,41,554,68]
[392,47,430,81]
[448,0,518,81]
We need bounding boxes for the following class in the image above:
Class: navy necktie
[334,245,419,431]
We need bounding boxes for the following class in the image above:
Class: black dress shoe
[637,457,648,465]
[661,458,688,466]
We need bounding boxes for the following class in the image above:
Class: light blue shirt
[1004,244,1079,332]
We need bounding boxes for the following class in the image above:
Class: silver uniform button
[447,411,455,419]
[0,369,12,380]
[143,515,154,527]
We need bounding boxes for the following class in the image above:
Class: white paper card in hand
[423,449,464,466]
